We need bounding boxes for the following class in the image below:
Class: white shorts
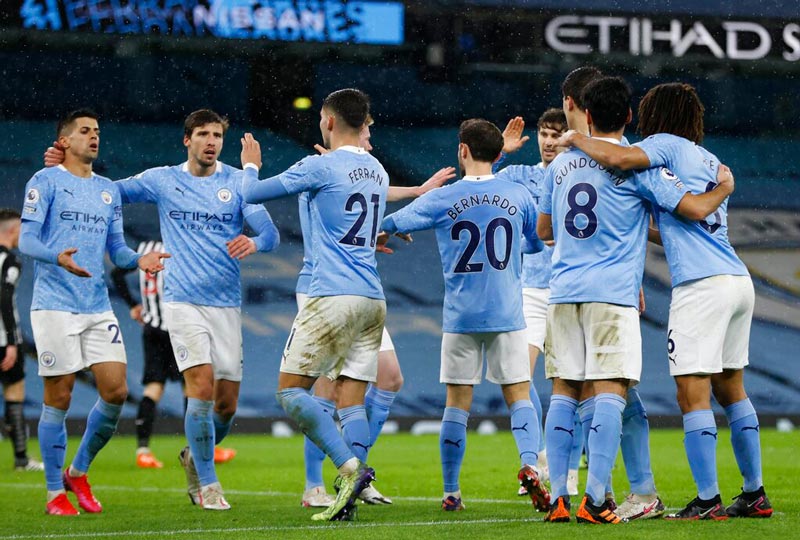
[544,303,642,382]
[283,295,386,382]
[440,329,530,385]
[523,287,550,350]
[296,293,394,352]
[668,274,753,376]
[163,303,243,381]
[32,310,127,377]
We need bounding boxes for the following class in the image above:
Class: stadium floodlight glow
[293,97,313,110]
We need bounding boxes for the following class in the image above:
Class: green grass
[2,429,797,539]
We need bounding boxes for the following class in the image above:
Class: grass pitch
[1,428,797,539]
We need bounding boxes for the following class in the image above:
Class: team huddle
[18,67,771,524]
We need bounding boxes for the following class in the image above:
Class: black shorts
[142,326,182,385]
[0,346,24,385]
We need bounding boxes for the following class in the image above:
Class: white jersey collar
[337,145,367,154]
[591,137,622,145]
[462,174,495,182]
[181,161,223,174]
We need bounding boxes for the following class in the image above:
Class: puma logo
[352,442,370,451]
[589,424,600,433]
[53,444,66,450]
[63,188,74,197]
[443,439,462,448]
[553,426,574,436]
[742,426,759,432]
[701,430,718,439]
[511,423,529,432]
[175,186,186,195]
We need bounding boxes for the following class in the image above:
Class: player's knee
[46,389,72,410]
[379,372,403,392]
[101,384,128,406]
[214,400,238,418]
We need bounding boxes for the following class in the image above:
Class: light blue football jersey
[382,175,539,334]
[494,163,553,289]
[296,191,313,294]
[22,166,124,313]
[116,162,266,307]
[265,146,388,300]
[541,139,689,307]
[637,133,749,286]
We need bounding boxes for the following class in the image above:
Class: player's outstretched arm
[557,131,650,170]
[237,211,280,257]
[240,133,292,203]
[387,167,456,202]
[19,220,91,277]
[674,164,734,221]
[502,116,530,154]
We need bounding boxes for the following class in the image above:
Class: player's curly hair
[184,109,230,138]
[637,83,705,144]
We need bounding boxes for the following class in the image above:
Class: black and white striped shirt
[112,240,167,331]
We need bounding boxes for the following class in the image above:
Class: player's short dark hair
[581,76,632,134]
[56,108,99,139]
[184,109,230,138]
[638,83,705,144]
[458,119,504,163]
[322,88,370,130]
[561,66,603,110]
[537,108,567,132]
[0,208,20,223]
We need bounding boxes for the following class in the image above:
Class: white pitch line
[0,483,522,504]
[0,518,537,540]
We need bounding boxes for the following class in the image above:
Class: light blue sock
[683,409,719,500]
[364,386,397,448]
[39,405,67,491]
[339,405,371,462]
[440,407,469,493]
[72,398,123,474]
[185,398,216,486]
[509,399,539,467]
[544,395,578,499]
[578,396,595,466]
[585,393,626,506]
[621,386,656,495]
[276,388,353,468]
[724,398,762,492]
[212,412,233,445]
[304,396,335,490]
[568,411,583,470]
[529,380,545,452]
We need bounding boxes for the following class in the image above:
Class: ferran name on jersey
[447,193,519,221]
[553,156,629,187]
[347,167,385,185]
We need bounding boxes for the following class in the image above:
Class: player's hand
[417,167,456,196]
[502,116,530,154]
[555,129,579,148]
[240,133,262,170]
[57,248,91,278]
[130,304,144,324]
[717,164,735,195]
[376,232,412,254]
[138,251,170,274]
[227,235,257,260]
[44,142,65,167]
[639,287,646,314]
[0,344,17,372]
[314,144,330,155]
